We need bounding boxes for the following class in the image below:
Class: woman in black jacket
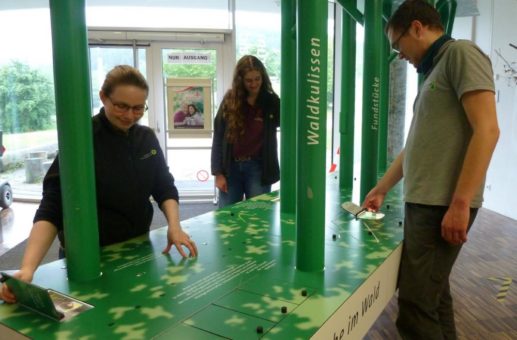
[211,55,280,208]
[1,65,197,304]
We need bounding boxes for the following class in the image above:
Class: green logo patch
[140,149,157,160]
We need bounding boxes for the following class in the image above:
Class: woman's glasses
[107,96,148,114]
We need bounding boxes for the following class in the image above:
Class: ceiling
[0,0,476,16]
[0,0,278,12]
[390,0,479,16]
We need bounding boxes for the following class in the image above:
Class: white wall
[451,16,474,41]
[476,0,517,219]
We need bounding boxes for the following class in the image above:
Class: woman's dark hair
[101,65,149,97]
[188,103,199,114]
[386,0,444,34]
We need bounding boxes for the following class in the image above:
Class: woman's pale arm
[0,221,57,303]
[160,199,198,257]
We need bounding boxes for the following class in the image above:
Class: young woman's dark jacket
[34,109,179,247]
[211,91,280,185]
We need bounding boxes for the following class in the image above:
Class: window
[0,7,57,199]
[236,0,281,93]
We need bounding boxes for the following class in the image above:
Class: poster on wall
[166,78,212,138]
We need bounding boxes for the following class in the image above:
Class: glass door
[149,42,226,201]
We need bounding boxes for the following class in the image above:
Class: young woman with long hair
[211,55,280,208]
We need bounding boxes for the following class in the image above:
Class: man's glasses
[107,96,148,114]
[391,24,411,54]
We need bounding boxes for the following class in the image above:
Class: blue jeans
[218,159,271,208]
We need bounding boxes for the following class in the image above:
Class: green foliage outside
[0,61,56,133]
[241,45,281,79]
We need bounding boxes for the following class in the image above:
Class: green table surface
[0,176,404,339]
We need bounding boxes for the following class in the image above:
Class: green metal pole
[280,0,297,215]
[418,1,455,88]
[339,2,356,191]
[296,0,328,272]
[337,0,364,25]
[378,1,392,173]
[436,0,457,35]
[49,0,100,281]
[418,0,437,87]
[359,0,383,202]
[378,36,389,173]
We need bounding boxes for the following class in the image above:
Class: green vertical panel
[49,0,100,281]
[359,0,383,202]
[280,0,297,215]
[296,0,328,272]
[379,0,393,173]
[339,3,356,191]
[378,26,390,173]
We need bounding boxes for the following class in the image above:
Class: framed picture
[166,77,212,138]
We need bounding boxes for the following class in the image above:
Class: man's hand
[441,203,470,245]
[362,186,387,212]
[361,151,404,213]
[162,226,198,258]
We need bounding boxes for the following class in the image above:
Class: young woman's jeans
[218,159,271,208]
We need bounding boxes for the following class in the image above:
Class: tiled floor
[0,202,38,256]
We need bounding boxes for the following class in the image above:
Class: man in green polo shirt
[362,1,500,339]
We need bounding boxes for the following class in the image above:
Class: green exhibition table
[0,176,404,339]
